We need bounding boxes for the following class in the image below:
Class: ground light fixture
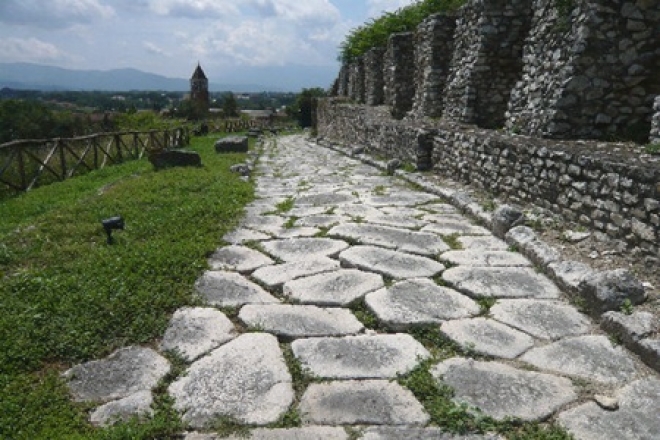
[102,216,124,244]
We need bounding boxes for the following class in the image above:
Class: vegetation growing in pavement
[339,0,466,63]
[0,134,254,439]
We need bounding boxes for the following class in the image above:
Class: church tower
[190,63,209,113]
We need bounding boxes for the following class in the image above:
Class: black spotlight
[102,216,124,244]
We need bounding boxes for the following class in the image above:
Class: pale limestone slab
[251,257,341,288]
[208,245,274,273]
[299,380,429,425]
[295,214,346,227]
[362,427,502,439]
[260,238,349,262]
[291,334,430,379]
[442,266,561,299]
[421,220,491,236]
[558,377,660,440]
[295,191,357,206]
[160,307,237,361]
[441,250,532,267]
[240,215,287,234]
[491,300,591,341]
[419,203,459,214]
[520,335,640,384]
[239,305,364,338]
[169,333,293,428]
[90,390,153,426]
[283,269,384,306]
[365,278,480,330]
[364,192,439,207]
[339,246,445,279]
[328,223,450,256]
[223,228,271,244]
[271,227,321,239]
[432,358,577,422]
[185,427,349,440]
[195,271,279,307]
[361,213,427,229]
[457,236,509,251]
[440,318,535,359]
[64,346,170,402]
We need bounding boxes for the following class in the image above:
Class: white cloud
[143,42,171,57]
[0,37,69,62]
[366,0,416,18]
[0,0,114,28]
[147,0,239,18]
[247,0,340,24]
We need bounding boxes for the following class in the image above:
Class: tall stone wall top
[364,47,386,106]
[651,96,660,144]
[507,0,660,141]
[384,32,416,119]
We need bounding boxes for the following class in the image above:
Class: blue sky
[0,0,416,91]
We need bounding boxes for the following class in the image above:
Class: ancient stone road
[66,135,660,439]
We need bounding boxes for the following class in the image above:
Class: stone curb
[313,137,660,374]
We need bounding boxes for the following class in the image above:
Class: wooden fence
[0,127,189,195]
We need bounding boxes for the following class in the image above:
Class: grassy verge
[0,134,255,439]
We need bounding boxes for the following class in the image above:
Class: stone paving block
[283,269,384,306]
[260,238,349,262]
[365,278,480,330]
[547,260,595,293]
[364,192,439,207]
[457,236,509,251]
[328,223,450,256]
[491,300,591,341]
[295,214,346,227]
[421,220,491,236]
[160,307,237,362]
[64,346,170,402]
[442,266,561,299]
[299,380,429,425]
[520,335,640,384]
[223,228,271,244]
[419,202,458,214]
[361,427,503,439]
[239,305,364,338]
[195,271,280,307]
[271,227,321,239]
[441,250,532,267]
[240,215,286,234]
[295,191,357,206]
[291,334,430,379]
[440,318,535,359]
[169,333,293,428]
[208,245,274,273]
[600,311,657,346]
[431,358,577,422]
[251,257,341,288]
[90,390,153,426]
[287,206,329,217]
[185,427,349,440]
[339,246,445,279]
[361,212,427,229]
[334,204,383,219]
[558,377,660,440]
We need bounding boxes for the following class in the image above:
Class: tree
[292,88,326,128]
[222,93,239,118]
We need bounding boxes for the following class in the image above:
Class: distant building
[190,63,209,114]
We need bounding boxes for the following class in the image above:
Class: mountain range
[0,63,296,93]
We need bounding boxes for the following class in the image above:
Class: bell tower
[190,63,209,112]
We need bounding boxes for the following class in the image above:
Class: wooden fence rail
[0,127,189,195]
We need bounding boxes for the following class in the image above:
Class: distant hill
[0,63,276,92]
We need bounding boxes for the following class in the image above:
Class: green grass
[0,134,254,439]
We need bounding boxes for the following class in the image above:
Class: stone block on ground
[291,334,430,379]
[148,149,202,170]
[421,220,491,236]
[260,238,349,262]
[442,266,560,299]
[491,205,525,239]
[578,269,647,315]
[90,390,153,426]
[194,271,280,307]
[520,335,639,384]
[169,333,293,428]
[440,318,535,359]
[283,269,384,306]
[339,245,445,279]
[207,245,274,273]
[251,257,341,288]
[299,380,429,425]
[441,250,532,267]
[431,358,577,422]
[215,136,248,153]
[361,427,503,439]
[600,311,657,347]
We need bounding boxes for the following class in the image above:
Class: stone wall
[384,32,416,119]
[651,96,660,144]
[506,0,660,141]
[318,99,660,255]
[337,64,349,97]
[347,60,365,103]
[364,48,386,106]
[410,13,457,119]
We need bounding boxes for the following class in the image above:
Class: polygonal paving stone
[441,250,531,267]
[339,246,445,279]
[287,206,329,217]
[440,318,535,359]
[328,223,450,256]
[420,203,459,214]
[365,278,480,330]
[239,304,364,338]
[295,215,346,227]
[64,346,170,402]
[185,427,350,440]
[295,192,356,206]
[457,236,509,251]
[299,380,429,425]
[291,334,430,379]
[195,271,279,307]
[160,307,237,361]
[442,267,561,299]
[251,257,341,288]
[240,215,287,234]
[260,238,349,262]
[361,213,427,229]
[283,269,384,306]
[223,228,271,244]
[364,192,439,207]
[491,300,591,341]
[169,333,293,428]
[520,335,640,384]
[271,227,321,239]
[334,204,383,218]
[90,390,153,426]
[431,358,577,422]
[361,427,503,440]
[208,245,274,273]
[558,377,660,440]
[422,220,491,236]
